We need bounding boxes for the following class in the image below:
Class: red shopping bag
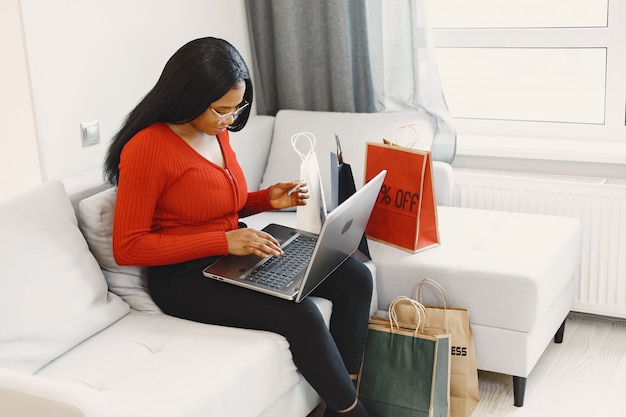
[364,141,439,253]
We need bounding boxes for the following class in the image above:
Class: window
[428,0,626,146]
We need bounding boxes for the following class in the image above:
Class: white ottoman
[372,205,582,407]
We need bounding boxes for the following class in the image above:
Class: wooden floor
[309,312,626,417]
[474,312,626,417]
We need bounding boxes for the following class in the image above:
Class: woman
[104,37,371,417]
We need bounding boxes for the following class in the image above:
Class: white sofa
[0,179,336,417]
[0,109,581,415]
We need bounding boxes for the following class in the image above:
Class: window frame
[429,1,626,165]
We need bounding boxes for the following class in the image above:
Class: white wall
[0,0,43,201]
[1,0,252,200]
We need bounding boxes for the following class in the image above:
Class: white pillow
[78,187,162,313]
[260,110,435,208]
[0,181,129,373]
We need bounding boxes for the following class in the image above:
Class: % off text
[378,184,421,213]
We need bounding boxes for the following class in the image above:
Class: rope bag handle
[389,295,427,336]
[383,124,421,149]
[415,278,451,309]
[290,132,316,161]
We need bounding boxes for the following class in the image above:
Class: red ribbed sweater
[112,123,272,266]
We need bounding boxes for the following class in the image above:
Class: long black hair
[104,37,253,184]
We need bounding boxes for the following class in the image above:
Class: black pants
[148,255,372,411]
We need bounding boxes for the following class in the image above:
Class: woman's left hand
[268,180,309,210]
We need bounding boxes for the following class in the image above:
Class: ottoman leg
[554,318,566,343]
[513,376,526,407]
[511,318,567,407]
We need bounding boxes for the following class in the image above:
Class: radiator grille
[454,169,626,318]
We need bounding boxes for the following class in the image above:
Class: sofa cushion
[35,310,321,417]
[260,110,435,209]
[78,187,161,313]
[0,181,129,373]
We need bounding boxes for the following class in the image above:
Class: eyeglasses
[210,100,250,124]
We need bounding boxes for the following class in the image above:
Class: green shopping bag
[358,297,451,417]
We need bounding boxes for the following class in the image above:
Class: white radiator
[453,169,626,318]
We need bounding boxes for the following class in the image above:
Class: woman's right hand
[225,228,284,258]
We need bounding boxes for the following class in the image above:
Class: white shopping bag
[291,132,327,234]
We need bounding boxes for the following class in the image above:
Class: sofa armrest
[432,161,455,206]
[0,367,106,417]
[230,115,276,191]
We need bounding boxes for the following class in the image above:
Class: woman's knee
[341,258,373,295]
[289,299,329,330]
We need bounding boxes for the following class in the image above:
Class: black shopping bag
[330,134,371,260]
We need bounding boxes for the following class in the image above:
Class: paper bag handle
[415,278,451,309]
[383,124,421,149]
[389,296,426,335]
[290,132,316,161]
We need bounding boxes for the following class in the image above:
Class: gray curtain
[245,0,376,114]
[245,0,456,163]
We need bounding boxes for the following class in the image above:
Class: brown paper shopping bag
[414,279,480,417]
[364,135,439,253]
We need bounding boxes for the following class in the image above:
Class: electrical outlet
[81,120,100,147]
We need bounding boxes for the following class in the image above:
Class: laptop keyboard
[244,234,317,289]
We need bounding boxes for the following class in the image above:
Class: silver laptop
[202,170,386,302]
